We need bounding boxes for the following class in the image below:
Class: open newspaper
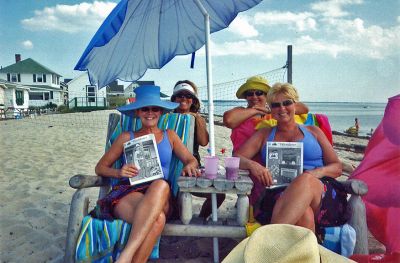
[123,134,163,186]
[266,141,303,189]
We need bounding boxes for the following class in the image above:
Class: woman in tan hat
[171,80,225,219]
[93,85,200,263]
[223,224,354,262]
[223,76,309,155]
[235,83,347,240]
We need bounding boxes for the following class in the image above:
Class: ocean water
[201,101,386,136]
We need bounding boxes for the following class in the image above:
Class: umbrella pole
[194,0,218,262]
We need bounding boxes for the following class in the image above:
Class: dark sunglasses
[245,90,264,97]
[175,93,194,99]
[270,99,294,109]
[140,107,162,113]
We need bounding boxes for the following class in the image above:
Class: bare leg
[296,207,315,233]
[271,173,323,231]
[114,180,170,263]
[132,212,166,263]
[198,193,225,219]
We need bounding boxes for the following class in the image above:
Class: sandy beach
[0,110,384,262]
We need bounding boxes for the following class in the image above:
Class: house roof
[0,58,62,76]
[0,79,30,90]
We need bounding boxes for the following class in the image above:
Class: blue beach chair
[65,112,195,262]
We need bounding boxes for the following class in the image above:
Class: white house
[66,72,107,109]
[0,55,63,107]
[0,79,30,117]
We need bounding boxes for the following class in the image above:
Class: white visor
[173,83,197,99]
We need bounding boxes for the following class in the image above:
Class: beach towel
[255,113,333,145]
[75,216,159,262]
[350,94,400,253]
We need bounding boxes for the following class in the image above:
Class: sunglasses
[245,90,264,97]
[270,99,294,109]
[139,107,162,113]
[175,93,194,99]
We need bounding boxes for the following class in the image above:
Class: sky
[0,0,399,102]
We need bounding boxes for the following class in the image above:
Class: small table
[177,169,253,226]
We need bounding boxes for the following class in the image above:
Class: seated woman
[93,85,200,263]
[171,80,225,219]
[235,83,347,238]
[223,76,309,207]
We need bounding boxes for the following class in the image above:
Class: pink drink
[225,167,238,180]
[225,157,240,180]
[204,156,218,179]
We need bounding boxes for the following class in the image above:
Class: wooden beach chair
[64,112,253,262]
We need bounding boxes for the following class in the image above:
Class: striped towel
[322,224,356,257]
[75,216,159,262]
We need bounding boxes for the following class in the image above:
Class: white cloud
[21,1,116,33]
[228,16,259,38]
[334,18,399,58]
[21,40,34,49]
[253,11,317,32]
[311,0,363,18]
[209,37,348,59]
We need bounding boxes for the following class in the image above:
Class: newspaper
[123,134,163,186]
[266,141,303,189]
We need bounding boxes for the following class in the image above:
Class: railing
[68,97,107,109]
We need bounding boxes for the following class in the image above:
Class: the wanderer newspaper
[123,134,163,186]
[265,141,303,189]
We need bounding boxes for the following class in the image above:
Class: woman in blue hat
[94,85,200,263]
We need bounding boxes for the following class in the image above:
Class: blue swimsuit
[261,125,324,170]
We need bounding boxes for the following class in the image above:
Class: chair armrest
[337,179,368,196]
[69,174,110,189]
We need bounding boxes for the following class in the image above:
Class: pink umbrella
[350,94,400,253]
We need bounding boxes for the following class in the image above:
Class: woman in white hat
[93,85,200,263]
[235,83,347,241]
[171,80,225,219]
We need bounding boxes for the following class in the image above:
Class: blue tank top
[261,125,323,170]
[127,130,173,180]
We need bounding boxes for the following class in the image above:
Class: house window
[11,73,20,82]
[51,74,59,85]
[33,74,46,83]
[29,93,44,100]
[87,85,96,103]
[7,73,10,82]
[15,90,24,105]
[50,91,53,99]
[44,93,49,100]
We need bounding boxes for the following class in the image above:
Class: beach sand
[0,111,384,262]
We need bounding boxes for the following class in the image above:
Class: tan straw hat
[222,224,355,263]
[236,76,271,99]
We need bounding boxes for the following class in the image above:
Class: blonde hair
[267,82,299,104]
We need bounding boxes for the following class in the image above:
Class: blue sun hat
[117,85,178,115]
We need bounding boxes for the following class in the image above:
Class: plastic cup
[204,156,219,179]
[225,157,240,180]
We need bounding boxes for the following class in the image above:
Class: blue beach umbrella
[75,0,262,156]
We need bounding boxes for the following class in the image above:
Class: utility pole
[287,45,292,84]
